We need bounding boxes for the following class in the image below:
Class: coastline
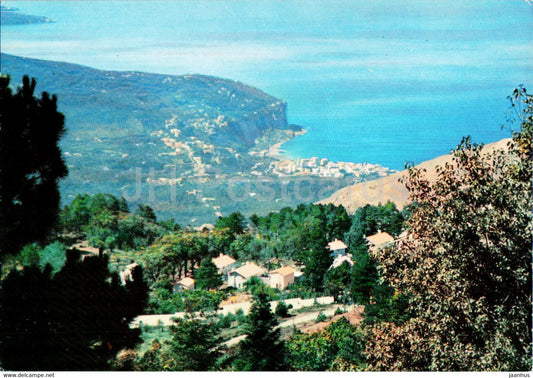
[267,128,307,160]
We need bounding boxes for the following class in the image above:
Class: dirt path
[132,296,335,327]
[222,304,355,347]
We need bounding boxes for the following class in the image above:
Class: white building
[174,276,195,292]
[330,254,354,270]
[327,238,348,257]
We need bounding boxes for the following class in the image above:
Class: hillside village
[69,214,396,297]
[170,231,392,293]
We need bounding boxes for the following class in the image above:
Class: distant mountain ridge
[0,53,291,150]
[0,53,304,223]
[0,6,54,25]
[317,138,511,213]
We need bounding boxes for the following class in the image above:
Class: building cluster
[174,253,300,292]
[173,230,397,293]
[270,157,394,178]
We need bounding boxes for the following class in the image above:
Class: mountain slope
[0,54,307,223]
[317,138,511,213]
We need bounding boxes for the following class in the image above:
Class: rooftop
[212,254,237,269]
[178,277,195,286]
[230,262,265,279]
[365,231,394,247]
[270,266,294,277]
[327,238,348,251]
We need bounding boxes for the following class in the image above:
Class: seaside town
[267,157,395,179]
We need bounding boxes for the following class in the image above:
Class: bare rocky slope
[317,138,511,214]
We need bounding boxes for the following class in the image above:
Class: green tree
[215,212,246,234]
[243,275,265,295]
[195,258,222,290]
[17,243,41,267]
[0,75,68,258]
[164,317,221,371]
[233,290,286,371]
[0,249,149,370]
[135,204,157,223]
[366,88,532,371]
[60,193,92,234]
[38,241,67,274]
[274,301,290,318]
[362,284,410,326]
[324,261,352,302]
[286,328,336,371]
[350,250,378,305]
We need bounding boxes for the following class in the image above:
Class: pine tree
[0,75,68,258]
[194,258,222,290]
[165,317,221,371]
[234,289,286,371]
[0,249,149,370]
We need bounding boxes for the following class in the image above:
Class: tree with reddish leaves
[365,87,532,371]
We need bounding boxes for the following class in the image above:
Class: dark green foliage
[326,318,367,370]
[249,213,260,227]
[17,241,68,274]
[61,193,162,250]
[165,317,222,371]
[344,202,404,253]
[0,265,54,371]
[158,218,182,232]
[17,243,41,267]
[135,204,157,223]
[0,75,67,258]
[38,241,68,274]
[303,245,332,292]
[0,249,149,370]
[195,259,223,290]
[324,261,352,302]
[215,212,246,234]
[286,328,335,371]
[233,290,286,371]
[350,251,378,305]
[363,284,411,326]
[243,275,263,293]
[148,289,225,314]
[274,301,291,318]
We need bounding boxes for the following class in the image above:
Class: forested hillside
[0,72,530,372]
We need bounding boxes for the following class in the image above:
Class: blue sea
[2,0,532,170]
